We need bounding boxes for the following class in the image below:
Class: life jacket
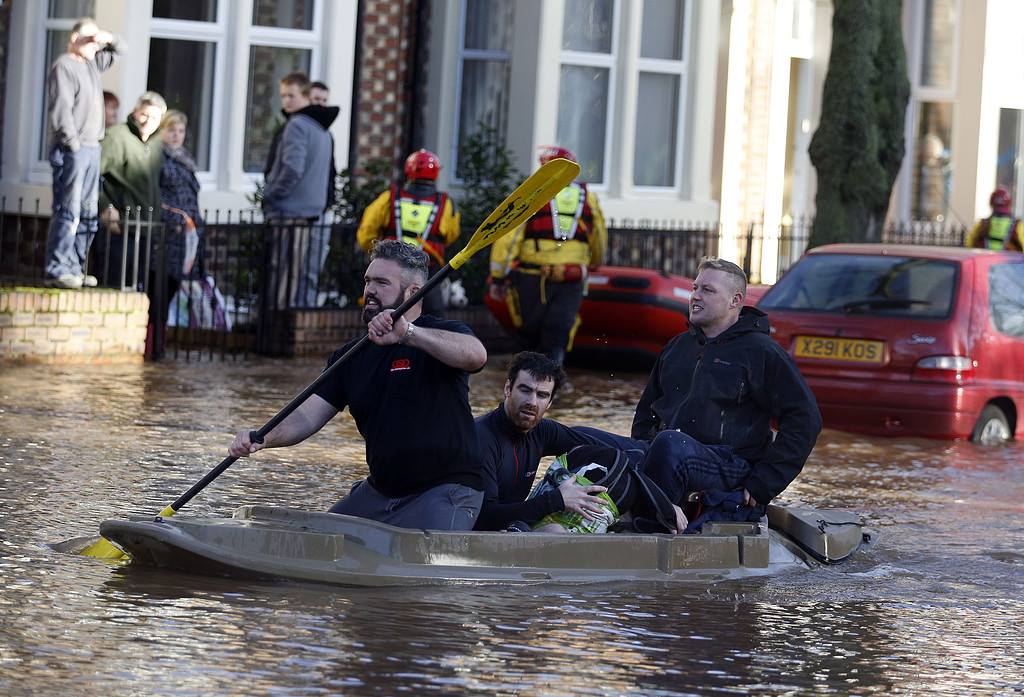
[978,215,1020,251]
[386,185,449,264]
[522,183,593,246]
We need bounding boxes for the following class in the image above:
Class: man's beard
[361,288,405,324]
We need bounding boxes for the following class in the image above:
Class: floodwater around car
[1,356,1021,695]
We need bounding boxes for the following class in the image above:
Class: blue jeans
[571,426,650,467]
[642,430,752,505]
[45,144,100,278]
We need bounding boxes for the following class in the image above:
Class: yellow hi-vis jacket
[489,183,607,280]
[965,214,1024,252]
[357,186,461,266]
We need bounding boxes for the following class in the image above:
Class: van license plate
[793,336,885,363]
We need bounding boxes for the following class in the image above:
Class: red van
[757,244,1024,444]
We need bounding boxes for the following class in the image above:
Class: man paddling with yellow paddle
[79,157,580,560]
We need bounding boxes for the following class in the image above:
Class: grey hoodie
[262,104,338,219]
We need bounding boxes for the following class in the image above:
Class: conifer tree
[808,0,910,247]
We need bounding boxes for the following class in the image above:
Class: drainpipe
[347,0,365,176]
[403,0,427,156]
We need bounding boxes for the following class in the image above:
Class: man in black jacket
[473,352,610,531]
[635,258,821,510]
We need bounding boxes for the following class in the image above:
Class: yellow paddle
[79,157,580,560]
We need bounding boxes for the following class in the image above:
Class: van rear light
[912,355,975,383]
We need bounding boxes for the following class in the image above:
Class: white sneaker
[44,274,83,289]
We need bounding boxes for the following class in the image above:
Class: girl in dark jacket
[151,110,208,356]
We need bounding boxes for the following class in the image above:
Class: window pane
[464,0,514,51]
[153,0,217,22]
[641,0,684,60]
[456,59,511,179]
[48,0,94,19]
[243,46,311,172]
[556,64,608,183]
[634,72,678,186]
[989,264,1024,338]
[912,102,953,221]
[148,38,216,170]
[252,0,313,30]
[919,0,956,89]
[40,30,72,159]
[562,0,613,53]
[996,108,1020,200]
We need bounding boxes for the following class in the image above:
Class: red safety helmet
[537,145,577,166]
[404,149,441,181]
[990,186,1012,212]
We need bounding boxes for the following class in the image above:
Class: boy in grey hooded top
[262,103,338,220]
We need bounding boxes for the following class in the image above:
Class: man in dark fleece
[262,72,339,308]
[473,352,610,531]
[635,257,821,512]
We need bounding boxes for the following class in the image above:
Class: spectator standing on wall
[262,72,338,308]
[43,18,123,289]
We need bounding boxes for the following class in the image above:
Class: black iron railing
[1,199,971,358]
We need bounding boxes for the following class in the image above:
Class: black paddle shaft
[167,264,455,514]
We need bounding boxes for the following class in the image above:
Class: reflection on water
[1,357,1022,695]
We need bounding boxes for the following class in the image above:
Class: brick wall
[0,288,149,363]
[352,0,418,171]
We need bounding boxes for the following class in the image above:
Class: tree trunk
[808,0,910,248]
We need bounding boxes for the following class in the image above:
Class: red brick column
[352,0,418,171]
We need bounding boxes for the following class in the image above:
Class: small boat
[485,265,692,358]
[98,504,870,587]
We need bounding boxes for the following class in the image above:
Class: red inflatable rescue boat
[484,265,693,358]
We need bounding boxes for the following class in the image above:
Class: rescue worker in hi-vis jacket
[357,149,461,316]
[488,146,607,366]
[965,186,1024,252]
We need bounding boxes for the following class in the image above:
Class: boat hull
[99,505,867,587]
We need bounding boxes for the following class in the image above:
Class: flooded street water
[1,356,1022,696]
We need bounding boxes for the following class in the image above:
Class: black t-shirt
[314,314,483,498]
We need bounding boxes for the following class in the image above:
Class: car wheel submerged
[971,405,1011,445]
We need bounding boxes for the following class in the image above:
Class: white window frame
[558,1,620,189]
[244,1,325,177]
[149,4,229,183]
[632,0,692,193]
[449,0,514,184]
[897,0,961,220]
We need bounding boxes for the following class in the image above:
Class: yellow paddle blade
[79,535,128,560]
[77,504,176,559]
[449,158,580,270]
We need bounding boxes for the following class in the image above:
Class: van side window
[989,264,1024,338]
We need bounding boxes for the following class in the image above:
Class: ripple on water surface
[1,357,1022,696]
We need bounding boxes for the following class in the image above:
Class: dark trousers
[44,144,100,279]
[511,273,584,365]
[641,430,752,504]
